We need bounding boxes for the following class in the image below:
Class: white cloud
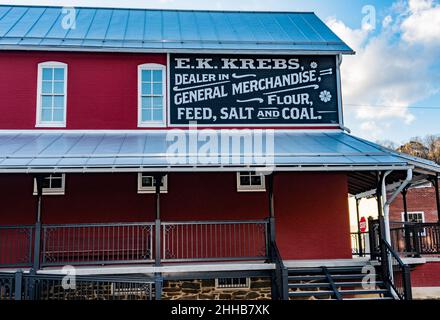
[401,0,440,44]
[326,0,440,140]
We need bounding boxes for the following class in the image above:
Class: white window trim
[137,173,168,194]
[36,61,68,128]
[236,172,266,192]
[33,174,66,196]
[401,211,425,223]
[137,63,167,128]
[215,278,250,290]
[401,211,426,236]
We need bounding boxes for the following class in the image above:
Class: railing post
[378,217,390,283]
[155,219,161,266]
[154,273,163,300]
[413,224,421,258]
[355,198,364,256]
[153,173,164,266]
[32,174,45,271]
[402,265,413,300]
[14,270,23,300]
[368,217,377,259]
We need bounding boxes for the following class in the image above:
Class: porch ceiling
[0,130,438,195]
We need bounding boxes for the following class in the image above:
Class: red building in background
[0,5,439,301]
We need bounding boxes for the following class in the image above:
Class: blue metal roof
[0,5,354,53]
[0,131,436,173]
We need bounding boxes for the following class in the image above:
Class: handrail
[380,238,412,300]
[269,241,288,300]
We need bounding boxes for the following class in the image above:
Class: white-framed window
[401,211,425,224]
[401,211,425,236]
[236,171,266,192]
[36,62,67,127]
[137,173,168,193]
[215,278,250,289]
[33,174,66,195]
[138,63,166,127]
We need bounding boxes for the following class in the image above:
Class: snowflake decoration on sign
[319,90,332,103]
[310,61,318,69]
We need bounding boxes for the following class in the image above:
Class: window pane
[42,68,53,80]
[42,81,52,94]
[153,97,162,107]
[53,68,65,81]
[53,82,64,94]
[53,109,64,122]
[142,97,152,108]
[50,177,63,189]
[142,109,152,121]
[142,70,152,82]
[41,176,51,189]
[141,175,153,187]
[153,83,162,95]
[54,96,64,108]
[41,109,52,121]
[240,176,250,186]
[153,70,162,82]
[142,83,151,95]
[152,109,163,121]
[42,96,52,108]
[250,175,262,185]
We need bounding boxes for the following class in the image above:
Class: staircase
[287,265,394,300]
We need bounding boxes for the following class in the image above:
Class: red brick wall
[389,185,439,223]
[411,262,440,287]
[0,172,352,260]
[0,51,166,129]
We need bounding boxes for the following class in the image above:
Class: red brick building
[0,5,439,301]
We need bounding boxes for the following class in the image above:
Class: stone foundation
[162,278,272,300]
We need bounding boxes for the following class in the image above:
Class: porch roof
[0,130,438,175]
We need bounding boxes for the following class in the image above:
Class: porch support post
[268,173,276,245]
[376,172,384,217]
[32,174,44,272]
[430,174,440,222]
[402,188,409,222]
[154,173,163,266]
[402,187,412,256]
[355,198,363,256]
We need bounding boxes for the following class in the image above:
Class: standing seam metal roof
[0,5,354,53]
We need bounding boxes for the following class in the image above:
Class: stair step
[288,275,328,281]
[335,281,384,287]
[289,282,331,289]
[344,297,394,301]
[289,290,335,297]
[340,289,389,295]
[331,274,367,280]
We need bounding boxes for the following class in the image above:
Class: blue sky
[2,0,439,144]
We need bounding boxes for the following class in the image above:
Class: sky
[1,0,439,144]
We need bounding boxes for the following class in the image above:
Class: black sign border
[166,53,343,128]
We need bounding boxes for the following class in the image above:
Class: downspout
[381,168,412,291]
[382,168,413,244]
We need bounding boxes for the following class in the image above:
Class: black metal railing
[269,241,288,300]
[0,272,15,300]
[0,225,34,267]
[0,271,155,300]
[379,239,412,300]
[369,218,412,300]
[161,220,269,262]
[41,222,155,266]
[1,220,270,268]
[390,221,440,256]
[350,232,369,257]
